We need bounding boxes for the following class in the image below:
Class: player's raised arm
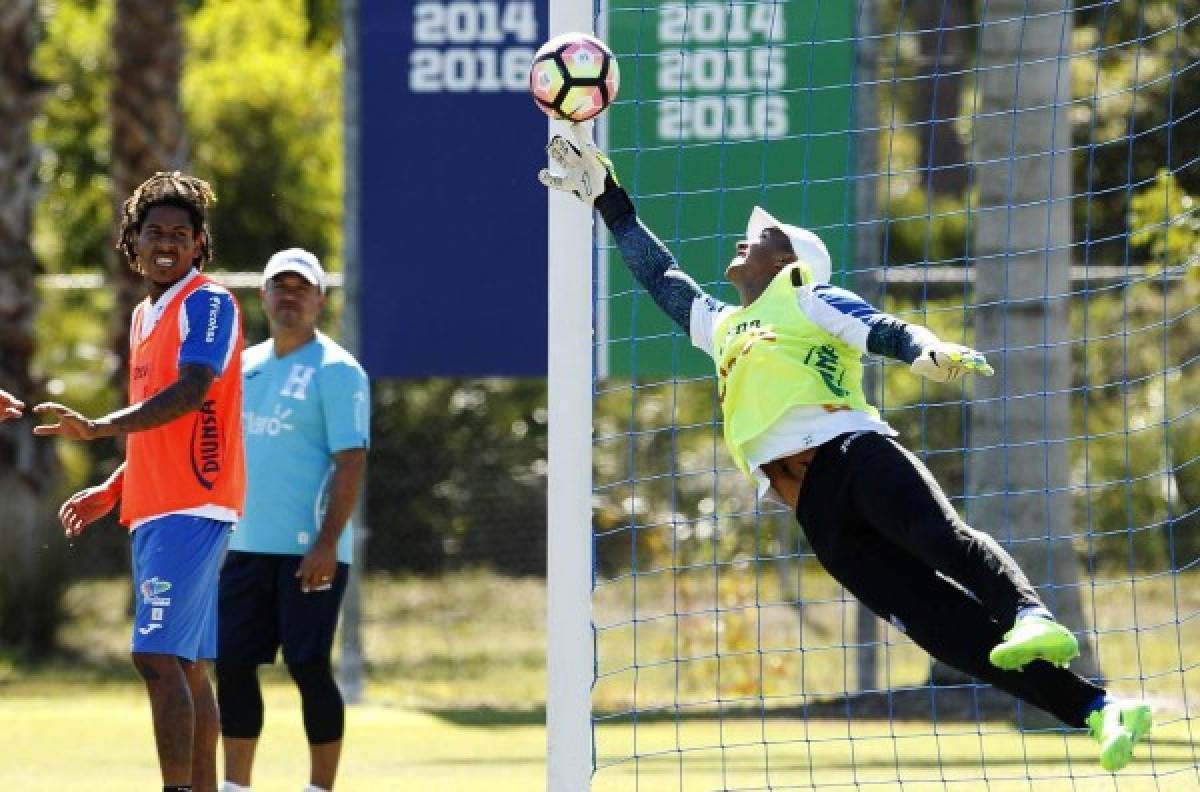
[539,123,710,334]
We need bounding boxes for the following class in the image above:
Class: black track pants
[795,431,1104,728]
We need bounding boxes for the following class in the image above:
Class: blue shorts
[218,551,349,666]
[131,515,232,661]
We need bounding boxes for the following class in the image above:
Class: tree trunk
[852,0,882,694]
[909,0,971,196]
[110,0,187,381]
[969,0,1101,704]
[0,0,65,655]
[336,0,366,705]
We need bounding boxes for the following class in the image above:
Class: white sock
[303,785,331,792]
[220,783,252,792]
[1016,605,1054,622]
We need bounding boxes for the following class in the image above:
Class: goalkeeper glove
[538,123,618,206]
[910,342,995,383]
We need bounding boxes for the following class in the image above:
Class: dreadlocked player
[540,124,1153,773]
[35,171,245,792]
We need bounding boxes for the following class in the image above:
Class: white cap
[746,206,832,285]
[262,248,326,292]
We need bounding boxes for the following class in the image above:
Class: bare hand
[59,485,120,538]
[0,390,24,422]
[296,543,338,592]
[32,403,104,440]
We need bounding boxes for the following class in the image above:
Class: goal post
[545,1,596,790]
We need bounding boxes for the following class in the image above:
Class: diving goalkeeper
[540,124,1152,773]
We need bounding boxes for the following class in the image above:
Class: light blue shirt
[232,332,370,563]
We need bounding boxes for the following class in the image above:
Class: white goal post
[545,0,596,789]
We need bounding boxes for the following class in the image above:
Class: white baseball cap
[746,206,832,285]
[263,248,326,292]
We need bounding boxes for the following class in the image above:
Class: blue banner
[360,0,549,377]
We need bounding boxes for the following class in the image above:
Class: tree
[32,0,130,581]
[183,0,342,277]
[110,0,187,380]
[0,0,64,654]
[970,0,1100,690]
[368,378,548,575]
[907,0,971,196]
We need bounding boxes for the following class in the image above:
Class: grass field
[2,691,1197,791]
[1,568,1196,790]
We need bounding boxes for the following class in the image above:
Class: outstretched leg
[837,433,1077,668]
[843,433,1044,627]
[796,431,1151,768]
[810,529,1102,726]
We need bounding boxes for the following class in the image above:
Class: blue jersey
[232,332,370,562]
[177,280,239,375]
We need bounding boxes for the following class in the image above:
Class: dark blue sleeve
[608,213,705,333]
[806,284,936,364]
[179,287,238,375]
[864,312,938,364]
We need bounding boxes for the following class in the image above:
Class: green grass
[0,689,547,792]
[593,716,1200,791]
[592,563,1200,715]
[0,568,1196,790]
[1,692,1195,791]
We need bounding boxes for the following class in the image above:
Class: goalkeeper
[540,124,1151,773]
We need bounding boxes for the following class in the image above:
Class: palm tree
[110,0,187,379]
[969,0,1100,692]
[0,0,65,654]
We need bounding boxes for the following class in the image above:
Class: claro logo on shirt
[189,399,222,489]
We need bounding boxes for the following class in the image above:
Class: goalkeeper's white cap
[263,247,326,293]
[746,206,832,285]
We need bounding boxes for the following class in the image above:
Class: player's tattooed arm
[34,364,215,440]
[102,364,216,434]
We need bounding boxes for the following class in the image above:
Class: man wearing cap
[216,249,369,792]
[537,124,1152,773]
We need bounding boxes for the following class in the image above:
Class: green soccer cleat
[988,616,1080,671]
[1087,700,1153,772]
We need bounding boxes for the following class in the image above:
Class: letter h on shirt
[280,364,316,400]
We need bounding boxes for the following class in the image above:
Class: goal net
[548,2,1198,790]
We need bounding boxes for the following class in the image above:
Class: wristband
[595,181,635,229]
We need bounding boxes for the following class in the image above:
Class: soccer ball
[529,33,620,122]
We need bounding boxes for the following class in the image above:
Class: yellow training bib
[714,264,877,475]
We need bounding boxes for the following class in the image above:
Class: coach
[216,249,369,792]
